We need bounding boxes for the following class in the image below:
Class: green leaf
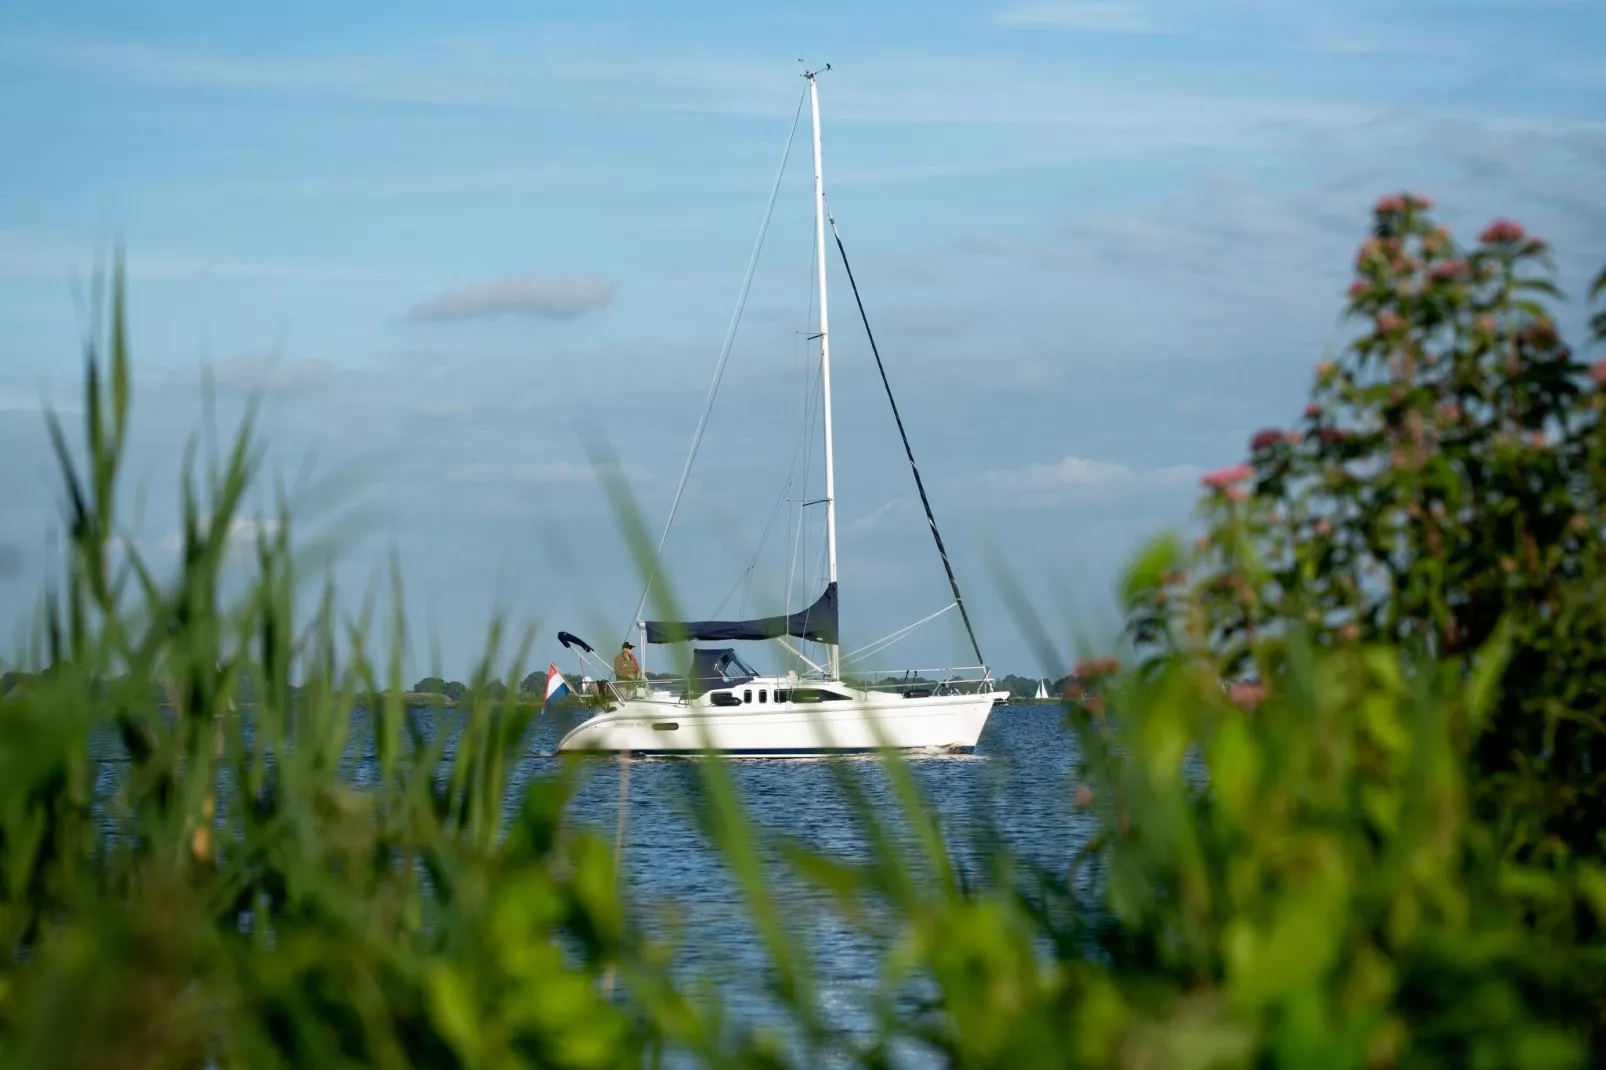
[1465,618,1514,735]
[1120,531,1186,608]
[426,964,482,1062]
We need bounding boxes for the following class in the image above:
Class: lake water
[524,702,1091,1060]
[92,700,1089,1064]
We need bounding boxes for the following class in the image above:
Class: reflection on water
[544,703,1090,1056]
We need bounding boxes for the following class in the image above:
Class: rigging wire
[807,532,829,663]
[713,243,827,623]
[782,370,822,673]
[707,565,754,620]
[841,602,957,666]
[740,375,817,617]
[627,85,809,638]
[710,451,795,620]
[827,206,987,668]
[786,229,822,624]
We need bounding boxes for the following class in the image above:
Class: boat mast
[806,66,841,681]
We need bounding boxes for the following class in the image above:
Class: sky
[1,0,1603,683]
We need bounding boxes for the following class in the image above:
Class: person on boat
[614,641,642,683]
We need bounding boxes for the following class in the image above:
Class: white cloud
[0,31,1384,140]
[447,459,625,486]
[209,352,334,393]
[844,497,911,534]
[995,1,1173,32]
[8,17,1602,142]
[407,273,616,323]
[157,517,280,553]
[0,227,405,284]
[972,455,1203,508]
[0,384,53,414]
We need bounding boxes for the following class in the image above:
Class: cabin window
[743,689,753,704]
[710,691,742,707]
[758,689,767,703]
[774,689,789,703]
[789,688,848,704]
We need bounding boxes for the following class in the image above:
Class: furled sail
[644,582,838,645]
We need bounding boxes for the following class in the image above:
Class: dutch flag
[543,663,572,708]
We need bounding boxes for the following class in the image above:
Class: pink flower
[1428,259,1470,283]
[1347,279,1369,300]
[1226,681,1268,710]
[1073,656,1121,680]
[1529,431,1546,449]
[1314,518,1332,537]
[1283,430,1302,446]
[1591,361,1606,388]
[1225,485,1248,503]
[1474,314,1496,335]
[1250,429,1286,452]
[1407,194,1434,211]
[1522,238,1548,255]
[1376,309,1403,334]
[1479,219,1526,245]
[1305,403,1324,419]
[1316,427,1350,446]
[1338,623,1360,642]
[1374,194,1406,214]
[1074,785,1096,808]
[1201,463,1255,490]
[1161,570,1187,587]
[1439,401,1463,423]
[1520,319,1558,347]
[1316,361,1337,382]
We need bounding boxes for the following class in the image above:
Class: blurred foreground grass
[3,198,1606,1069]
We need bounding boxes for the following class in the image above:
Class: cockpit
[687,647,762,696]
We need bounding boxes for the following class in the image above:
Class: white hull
[557,678,1005,755]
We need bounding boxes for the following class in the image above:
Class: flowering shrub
[1127,195,1606,862]
[1074,198,1606,1063]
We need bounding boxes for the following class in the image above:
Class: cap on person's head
[622,641,634,649]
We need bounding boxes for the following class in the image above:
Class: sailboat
[1034,679,1049,701]
[556,68,1007,755]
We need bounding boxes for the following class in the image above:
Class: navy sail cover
[645,582,838,645]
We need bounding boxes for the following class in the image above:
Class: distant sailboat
[1034,679,1049,700]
